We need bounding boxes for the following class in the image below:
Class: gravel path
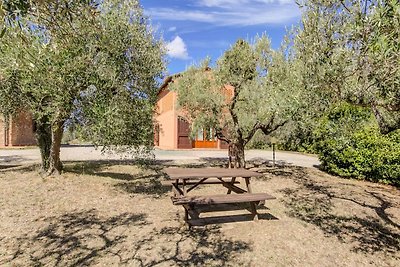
[0,145,320,168]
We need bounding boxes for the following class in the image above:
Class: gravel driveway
[0,145,319,168]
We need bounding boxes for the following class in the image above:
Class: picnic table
[163,167,275,227]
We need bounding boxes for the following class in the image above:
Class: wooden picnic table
[163,167,275,227]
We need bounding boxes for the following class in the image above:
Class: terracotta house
[0,110,36,147]
[155,75,229,149]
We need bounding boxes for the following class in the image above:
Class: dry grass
[0,160,399,266]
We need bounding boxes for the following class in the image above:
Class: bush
[316,104,400,186]
[246,131,271,149]
[276,120,318,153]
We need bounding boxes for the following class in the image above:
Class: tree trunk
[47,121,64,176]
[228,142,245,168]
[34,119,52,173]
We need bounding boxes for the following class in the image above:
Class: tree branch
[243,113,289,145]
[229,83,244,142]
[215,126,230,143]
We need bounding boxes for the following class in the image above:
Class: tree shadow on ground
[114,179,170,198]
[152,157,287,170]
[63,161,171,198]
[0,163,38,173]
[0,155,34,165]
[1,210,251,266]
[141,224,251,266]
[64,160,152,180]
[0,164,21,170]
[2,209,148,266]
[270,166,400,255]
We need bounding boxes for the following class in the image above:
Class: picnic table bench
[163,167,275,227]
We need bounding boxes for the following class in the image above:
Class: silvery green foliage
[170,36,304,166]
[296,0,400,133]
[0,0,165,172]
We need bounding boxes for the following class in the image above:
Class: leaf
[0,27,6,38]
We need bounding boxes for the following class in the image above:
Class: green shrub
[316,104,400,186]
[246,131,270,149]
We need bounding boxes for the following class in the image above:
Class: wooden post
[272,143,275,167]
[270,137,277,167]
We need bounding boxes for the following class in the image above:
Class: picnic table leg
[173,179,180,197]
[226,177,236,194]
[184,208,189,223]
[245,177,259,221]
[181,179,189,224]
[183,205,199,231]
[182,179,187,195]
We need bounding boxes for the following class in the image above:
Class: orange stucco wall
[155,89,178,149]
[154,75,232,150]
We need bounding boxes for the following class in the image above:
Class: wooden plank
[218,178,247,194]
[187,178,207,193]
[226,177,236,194]
[161,179,240,186]
[188,214,260,226]
[221,183,247,194]
[164,167,263,180]
[172,193,275,205]
[171,183,183,196]
[194,203,254,213]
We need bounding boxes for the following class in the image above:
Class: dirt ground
[0,160,399,266]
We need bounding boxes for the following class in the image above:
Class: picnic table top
[163,167,263,180]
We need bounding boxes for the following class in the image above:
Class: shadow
[313,164,322,169]
[198,157,229,168]
[64,160,134,175]
[188,213,279,227]
[63,161,171,198]
[2,211,252,266]
[276,166,400,255]
[0,163,38,173]
[195,203,270,213]
[152,157,292,171]
[154,160,209,169]
[141,224,252,266]
[114,179,170,198]
[2,209,148,266]
[60,144,96,148]
[64,160,164,180]
[0,164,21,170]
[0,155,34,164]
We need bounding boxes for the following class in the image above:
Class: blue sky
[142,0,301,75]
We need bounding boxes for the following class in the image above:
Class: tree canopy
[0,0,165,175]
[170,36,304,167]
[296,0,400,133]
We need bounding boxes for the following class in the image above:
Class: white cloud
[200,0,293,7]
[168,26,177,32]
[147,1,300,27]
[166,36,190,60]
[199,0,247,7]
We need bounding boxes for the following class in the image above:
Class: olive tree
[0,0,165,175]
[296,0,400,133]
[170,36,304,168]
